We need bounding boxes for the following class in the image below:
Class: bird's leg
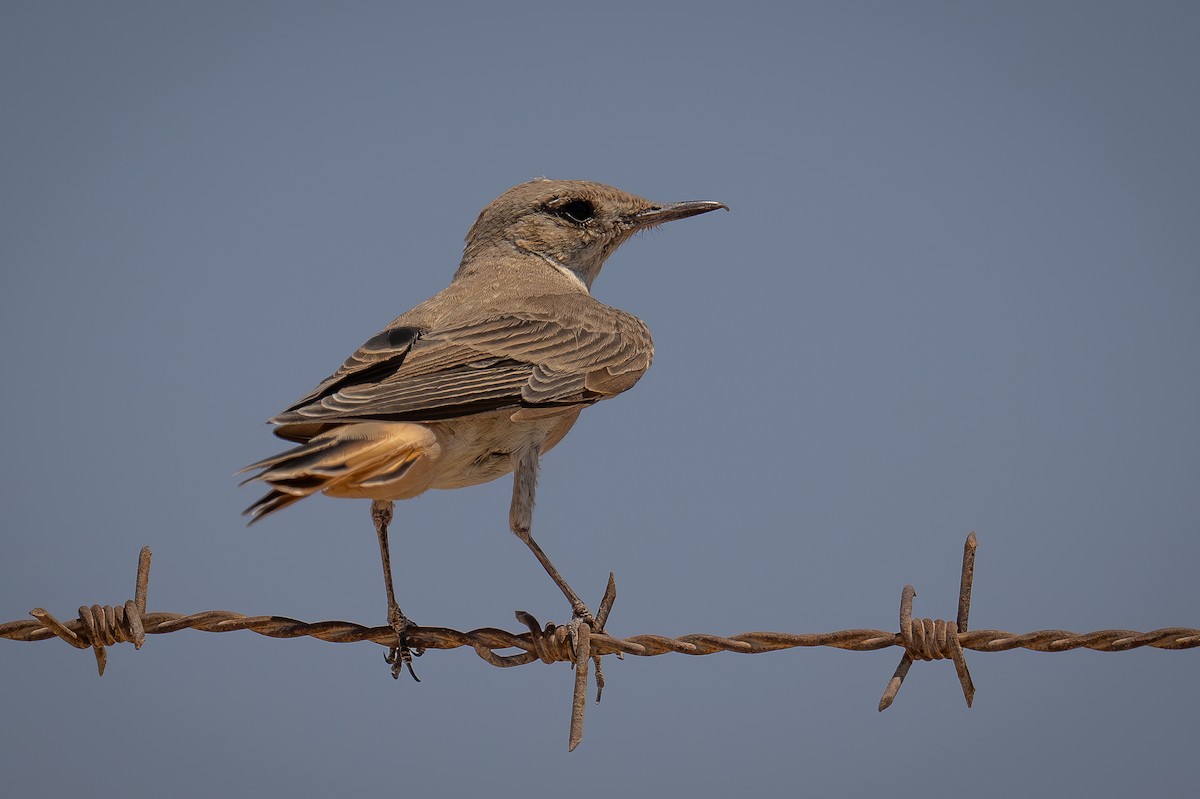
[509,447,599,628]
[510,446,613,701]
[371,499,422,680]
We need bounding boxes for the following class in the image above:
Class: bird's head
[458,178,727,291]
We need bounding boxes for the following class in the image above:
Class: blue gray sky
[2,2,1197,796]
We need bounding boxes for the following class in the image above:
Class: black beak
[632,200,729,228]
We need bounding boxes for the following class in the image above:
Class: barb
[25,546,152,676]
[3,534,1198,751]
[878,532,977,711]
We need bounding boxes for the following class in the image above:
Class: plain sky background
[1,2,1197,796]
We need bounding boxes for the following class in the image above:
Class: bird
[240,178,726,677]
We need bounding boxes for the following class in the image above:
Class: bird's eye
[551,199,595,224]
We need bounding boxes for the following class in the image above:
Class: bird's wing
[270,299,652,435]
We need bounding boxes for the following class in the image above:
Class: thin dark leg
[371,499,421,680]
[513,526,593,622]
[509,447,600,627]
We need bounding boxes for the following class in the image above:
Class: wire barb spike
[25,547,153,676]
[878,533,977,711]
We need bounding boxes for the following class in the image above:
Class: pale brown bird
[240,178,726,676]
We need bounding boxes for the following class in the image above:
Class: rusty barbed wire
[3,534,1197,750]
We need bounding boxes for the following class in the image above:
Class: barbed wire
[3,533,1197,750]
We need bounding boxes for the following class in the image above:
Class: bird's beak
[631,200,729,228]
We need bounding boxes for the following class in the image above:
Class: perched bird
[240,178,726,676]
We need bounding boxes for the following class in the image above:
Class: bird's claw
[384,606,424,681]
[384,643,423,681]
[566,606,602,647]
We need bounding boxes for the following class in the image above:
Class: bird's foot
[563,573,619,704]
[567,605,604,641]
[383,604,424,681]
[564,572,618,647]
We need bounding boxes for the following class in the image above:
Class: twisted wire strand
[3,534,1198,751]
[4,609,1197,655]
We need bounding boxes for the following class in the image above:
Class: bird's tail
[238,422,436,524]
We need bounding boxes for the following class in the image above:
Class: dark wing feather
[277,326,422,416]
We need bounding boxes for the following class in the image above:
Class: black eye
[551,199,595,224]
